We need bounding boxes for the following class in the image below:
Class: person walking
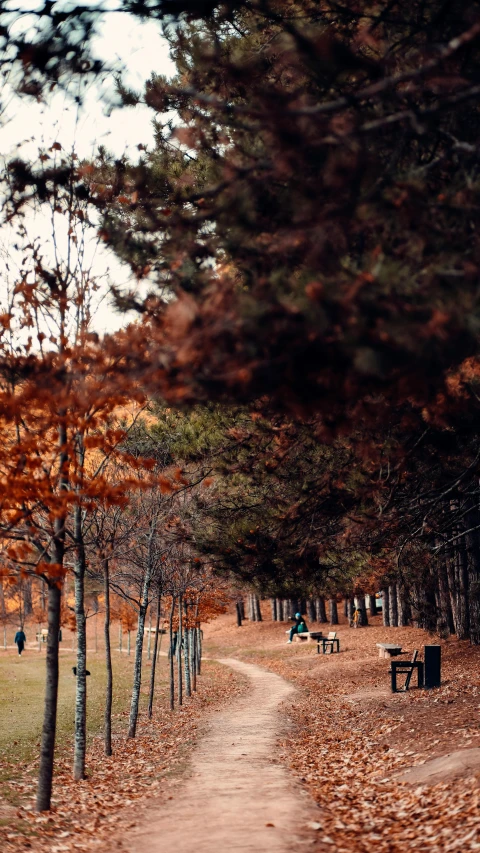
[14,627,26,655]
[286,612,308,643]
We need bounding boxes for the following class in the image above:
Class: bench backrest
[327,631,337,640]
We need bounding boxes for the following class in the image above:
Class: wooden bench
[36,629,48,643]
[376,643,403,659]
[292,631,324,643]
[390,650,424,693]
[317,631,340,654]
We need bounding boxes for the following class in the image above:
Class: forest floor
[1,610,480,852]
[0,642,246,853]
[203,609,480,853]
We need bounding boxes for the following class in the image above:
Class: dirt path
[124,659,317,853]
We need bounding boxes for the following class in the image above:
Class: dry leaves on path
[243,622,480,853]
[1,662,246,853]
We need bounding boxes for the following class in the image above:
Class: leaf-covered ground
[1,657,246,852]
[205,611,480,852]
[2,611,480,853]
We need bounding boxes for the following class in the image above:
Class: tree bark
[103,557,113,757]
[148,590,162,719]
[347,598,355,622]
[196,626,202,674]
[23,578,33,616]
[315,597,327,623]
[73,504,87,782]
[169,596,175,711]
[307,598,316,622]
[147,605,152,661]
[382,588,390,627]
[354,595,368,626]
[434,548,454,638]
[236,601,243,626]
[388,584,398,627]
[184,601,191,698]
[465,508,480,644]
[367,594,378,617]
[453,532,470,639]
[329,599,339,625]
[397,584,411,628]
[271,598,277,621]
[253,594,262,621]
[128,518,156,738]
[177,594,183,707]
[36,581,61,811]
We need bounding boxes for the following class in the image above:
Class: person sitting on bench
[287,612,308,643]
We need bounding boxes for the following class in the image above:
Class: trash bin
[424,645,441,688]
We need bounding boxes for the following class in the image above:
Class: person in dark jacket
[14,627,26,655]
[286,612,308,643]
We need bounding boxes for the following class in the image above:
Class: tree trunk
[271,598,278,621]
[343,599,348,617]
[23,578,33,616]
[147,605,152,661]
[191,629,197,691]
[253,594,262,622]
[397,584,411,627]
[169,596,175,711]
[329,599,339,625]
[103,557,113,757]
[465,508,480,644]
[354,595,368,626]
[307,599,315,622]
[197,626,202,674]
[388,584,398,627]
[453,532,470,639]
[128,521,155,738]
[73,504,87,782]
[177,595,183,707]
[347,598,355,622]
[382,588,390,627]
[367,594,378,617]
[148,590,162,719]
[184,601,191,698]
[236,601,243,626]
[433,548,454,638]
[36,581,61,811]
[315,597,327,623]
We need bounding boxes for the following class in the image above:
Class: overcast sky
[0,12,176,335]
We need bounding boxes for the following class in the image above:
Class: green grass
[0,646,169,800]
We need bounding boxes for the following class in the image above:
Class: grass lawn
[0,645,169,804]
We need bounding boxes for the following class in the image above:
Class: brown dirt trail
[125,659,317,853]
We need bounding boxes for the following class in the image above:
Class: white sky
[0,12,176,335]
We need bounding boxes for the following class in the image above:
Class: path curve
[126,658,316,853]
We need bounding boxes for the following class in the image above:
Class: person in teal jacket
[286,613,308,643]
[14,627,26,655]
